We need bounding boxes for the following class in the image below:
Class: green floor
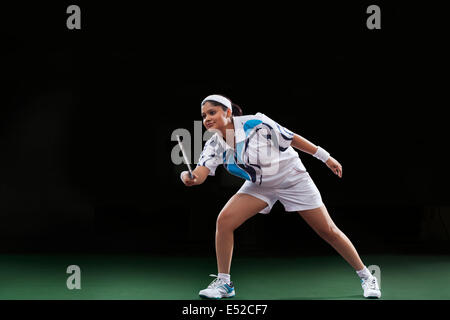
[0,253,449,299]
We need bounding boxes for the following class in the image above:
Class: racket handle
[180,170,194,181]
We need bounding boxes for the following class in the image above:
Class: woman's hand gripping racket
[176,135,197,186]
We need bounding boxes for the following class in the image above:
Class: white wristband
[180,171,187,182]
[313,146,330,163]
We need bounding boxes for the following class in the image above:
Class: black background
[0,1,448,255]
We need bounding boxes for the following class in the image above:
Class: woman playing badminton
[180,94,381,299]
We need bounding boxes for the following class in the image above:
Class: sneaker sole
[199,293,235,300]
[364,292,381,299]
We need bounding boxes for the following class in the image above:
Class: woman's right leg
[216,193,268,274]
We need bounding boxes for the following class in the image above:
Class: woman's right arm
[181,165,210,187]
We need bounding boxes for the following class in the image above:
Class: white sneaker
[361,275,381,298]
[199,274,236,299]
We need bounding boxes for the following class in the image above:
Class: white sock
[218,273,231,284]
[356,266,372,281]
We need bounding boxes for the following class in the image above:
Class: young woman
[180,94,381,299]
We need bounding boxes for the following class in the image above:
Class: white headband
[201,94,232,113]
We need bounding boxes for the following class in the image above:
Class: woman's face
[201,102,231,131]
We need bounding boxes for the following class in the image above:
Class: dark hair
[202,94,243,116]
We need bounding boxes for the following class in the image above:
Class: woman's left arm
[291,134,343,178]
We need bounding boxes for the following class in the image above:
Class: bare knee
[317,225,341,243]
[216,211,236,234]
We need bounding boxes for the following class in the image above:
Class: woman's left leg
[298,205,365,271]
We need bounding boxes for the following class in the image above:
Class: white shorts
[237,168,323,214]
